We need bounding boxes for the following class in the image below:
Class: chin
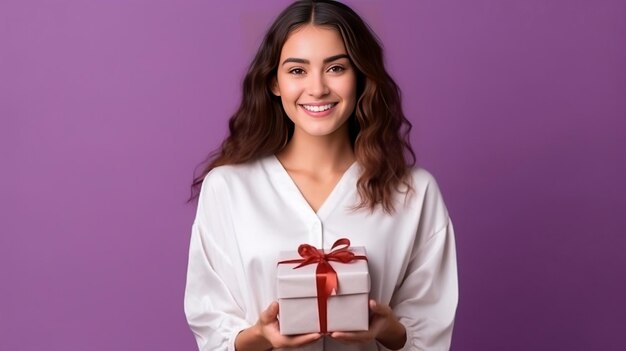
[303,130,332,137]
[305,127,343,137]
[293,120,348,138]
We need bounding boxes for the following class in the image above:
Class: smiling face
[272,24,357,140]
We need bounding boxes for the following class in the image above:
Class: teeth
[302,103,335,112]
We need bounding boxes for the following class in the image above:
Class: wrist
[235,324,272,351]
[253,323,273,351]
[376,319,407,350]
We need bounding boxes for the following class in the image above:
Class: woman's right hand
[236,302,322,351]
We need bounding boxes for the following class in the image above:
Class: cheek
[277,79,302,101]
[334,76,357,101]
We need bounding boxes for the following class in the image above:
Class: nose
[307,72,330,98]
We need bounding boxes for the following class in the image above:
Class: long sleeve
[183,158,458,351]
[184,173,250,351]
[381,176,459,351]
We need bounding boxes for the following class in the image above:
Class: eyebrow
[281,54,350,66]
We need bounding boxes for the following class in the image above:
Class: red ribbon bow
[278,238,367,333]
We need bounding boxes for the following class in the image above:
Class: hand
[252,301,322,350]
[330,299,407,350]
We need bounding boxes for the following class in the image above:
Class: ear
[270,76,281,97]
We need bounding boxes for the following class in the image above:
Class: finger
[260,301,279,323]
[281,332,322,347]
[330,330,372,343]
[369,299,391,316]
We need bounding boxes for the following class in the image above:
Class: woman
[184,1,458,350]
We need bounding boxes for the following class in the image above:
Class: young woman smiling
[184,1,458,350]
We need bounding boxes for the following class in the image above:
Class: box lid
[276,247,370,299]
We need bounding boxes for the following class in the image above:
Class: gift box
[276,239,370,335]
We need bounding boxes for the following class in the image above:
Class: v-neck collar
[265,154,359,221]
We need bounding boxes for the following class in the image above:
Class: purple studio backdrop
[1,0,625,350]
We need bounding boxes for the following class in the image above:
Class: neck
[276,126,355,173]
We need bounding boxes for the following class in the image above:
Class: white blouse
[184,155,458,351]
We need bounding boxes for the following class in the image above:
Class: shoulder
[198,157,270,198]
[404,166,451,233]
[202,157,268,185]
[408,166,438,189]
[405,166,444,201]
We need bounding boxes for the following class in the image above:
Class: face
[272,25,357,140]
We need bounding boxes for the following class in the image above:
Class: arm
[386,219,458,351]
[184,221,250,351]
[184,174,250,351]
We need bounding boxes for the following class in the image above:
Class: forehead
[280,24,348,61]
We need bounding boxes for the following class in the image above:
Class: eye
[289,68,305,75]
[328,65,345,73]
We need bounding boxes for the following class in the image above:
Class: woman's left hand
[330,299,407,350]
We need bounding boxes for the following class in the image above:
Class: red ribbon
[278,238,367,333]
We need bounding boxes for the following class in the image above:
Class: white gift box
[276,246,370,335]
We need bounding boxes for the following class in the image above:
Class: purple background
[2,0,625,350]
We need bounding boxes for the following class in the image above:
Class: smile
[300,103,338,112]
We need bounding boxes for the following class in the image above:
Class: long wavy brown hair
[190,0,416,213]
